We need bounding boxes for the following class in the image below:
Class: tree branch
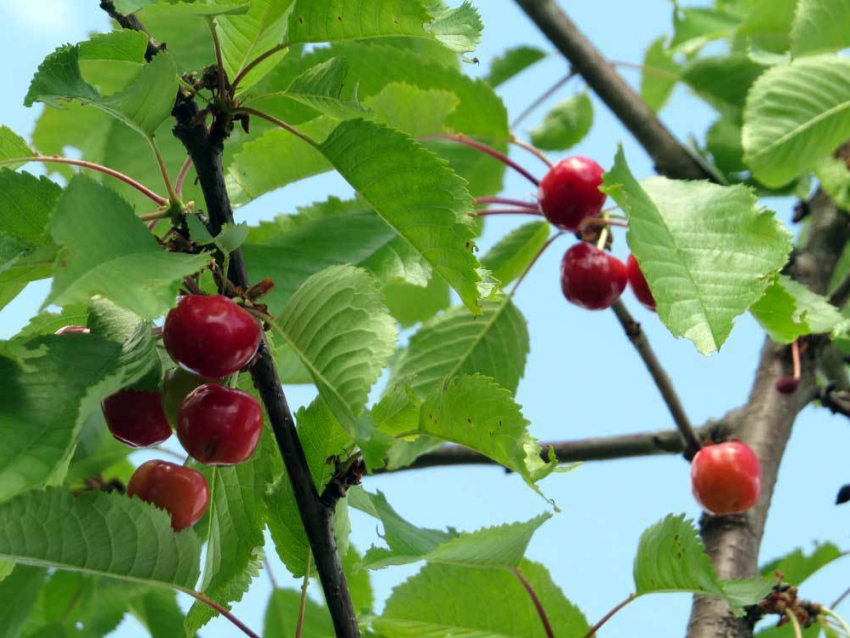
[98,0,165,61]
[513,0,711,181]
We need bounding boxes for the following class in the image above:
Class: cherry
[560,243,627,310]
[177,384,263,465]
[626,254,656,311]
[163,295,261,379]
[690,441,761,516]
[161,367,219,427]
[55,325,90,335]
[537,156,606,230]
[101,390,172,448]
[127,460,209,530]
[774,377,799,395]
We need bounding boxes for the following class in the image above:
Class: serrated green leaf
[78,30,148,95]
[0,126,34,169]
[529,92,593,151]
[681,54,766,111]
[0,565,45,638]
[265,588,335,638]
[751,275,843,343]
[791,0,850,57]
[45,176,208,319]
[743,54,850,188]
[366,83,460,138]
[422,1,483,58]
[602,147,792,354]
[0,489,200,589]
[815,155,850,210]
[392,299,530,398]
[486,45,547,88]
[318,119,492,314]
[129,0,252,17]
[760,543,844,585]
[374,560,589,638]
[287,0,430,45]
[215,222,250,253]
[641,37,679,112]
[0,170,61,279]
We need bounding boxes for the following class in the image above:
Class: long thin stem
[188,591,261,638]
[175,156,194,196]
[583,594,637,638]
[426,134,540,187]
[236,107,316,147]
[4,156,167,205]
[579,217,628,230]
[824,607,850,636]
[149,140,181,204]
[513,568,555,638]
[785,609,803,638]
[477,196,539,209]
[207,19,227,98]
[510,135,555,169]
[512,230,565,293]
[231,42,291,94]
[792,340,801,381]
[263,555,279,589]
[296,554,313,638]
[512,70,576,128]
[477,208,544,217]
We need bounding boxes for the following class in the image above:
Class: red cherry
[774,377,799,395]
[626,254,656,311]
[560,243,627,310]
[101,390,172,448]
[163,295,261,379]
[161,367,219,427]
[127,460,209,530]
[177,384,263,465]
[690,442,761,516]
[55,325,90,335]
[537,156,606,230]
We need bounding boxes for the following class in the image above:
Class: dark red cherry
[690,442,761,516]
[101,390,172,448]
[163,295,261,379]
[775,377,799,395]
[161,367,219,427]
[127,460,209,530]
[537,156,606,230]
[55,325,90,335]
[177,384,263,466]
[560,243,627,310]
[626,254,656,311]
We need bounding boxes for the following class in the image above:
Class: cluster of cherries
[90,295,263,530]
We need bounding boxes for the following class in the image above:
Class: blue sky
[0,1,848,636]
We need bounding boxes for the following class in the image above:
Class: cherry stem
[263,555,279,589]
[513,568,555,638]
[476,208,544,217]
[295,554,312,638]
[580,217,628,231]
[175,155,194,196]
[188,591,261,638]
[4,156,167,205]
[236,107,316,147]
[149,139,181,205]
[139,210,169,222]
[207,19,227,99]
[511,230,566,294]
[791,340,801,381]
[583,593,637,638]
[512,69,576,129]
[785,609,803,638]
[476,196,539,210]
[231,42,290,94]
[510,135,554,169]
[425,134,540,187]
[823,607,850,636]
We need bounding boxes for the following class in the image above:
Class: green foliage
[529,93,593,151]
[486,45,548,87]
[815,156,850,210]
[0,126,34,169]
[0,566,45,638]
[791,0,850,57]
[737,0,797,53]
[743,55,850,188]
[603,147,791,354]
[681,55,766,111]
[125,0,252,17]
[750,276,843,343]
[669,6,740,54]
[268,57,369,120]
[480,221,550,286]
[265,588,335,638]
[760,543,844,585]
[641,37,680,112]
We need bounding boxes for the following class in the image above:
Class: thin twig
[263,555,279,590]
[510,135,555,169]
[236,107,316,147]
[230,42,291,94]
[833,586,850,609]
[296,554,313,638]
[610,301,702,459]
[514,568,555,638]
[512,70,576,129]
[583,594,637,638]
[149,139,180,204]
[425,134,540,187]
[188,591,261,638]
[3,156,167,205]
[476,208,544,217]
[476,196,539,210]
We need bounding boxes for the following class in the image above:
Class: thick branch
[513,0,711,181]
[381,422,724,473]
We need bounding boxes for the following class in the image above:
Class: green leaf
[602,147,792,354]
[422,1,483,58]
[0,126,34,169]
[318,119,493,314]
[815,155,850,210]
[374,560,589,638]
[25,43,179,139]
[366,83,460,138]
[634,514,772,616]
[391,299,530,397]
[349,487,550,570]
[129,0,252,17]
[670,7,741,54]
[384,276,451,328]
[681,55,766,111]
[529,93,593,151]
[706,115,746,174]
[343,546,374,614]
[737,0,797,54]
[418,375,556,491]
[0,489,200,588]
[751,275,843,343]
[45,176,208,319]
[486,45,547,88]
[641,37,679,112]
[0,323,157,502]
[791,0,850,57]
[760,543,844,585]
[130,589,188,638]
[743,54,850,188]
[78,30,149,95]
[0,566,46,638]
[267,57,369,120]
[265,588,335,638]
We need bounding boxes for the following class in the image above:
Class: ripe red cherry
[626,254,656,312]
[560,243,627,310]
[774,377,799,395]
[55,325,90,335]
[127,460,209,530]
[177,384,263,465]
[161,367,219,427]
[537,156,606,230]
[163,295,261,379]
[690,442,761,516]
[101,390,172,448]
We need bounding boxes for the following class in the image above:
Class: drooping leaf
[45,176,208,319]
[374,560,589,638]
[641,37,679,112]
[791,0,850,57]
[486,45,548,88]
[602,147,792,354]
[265,588,335,638]
[760,543,844,585]
[391,299,530,397]
[750,275,843,343]
[743,55,850,188]
[0,489,200,589]
[529,93,593,151]
[0,126,34,169]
